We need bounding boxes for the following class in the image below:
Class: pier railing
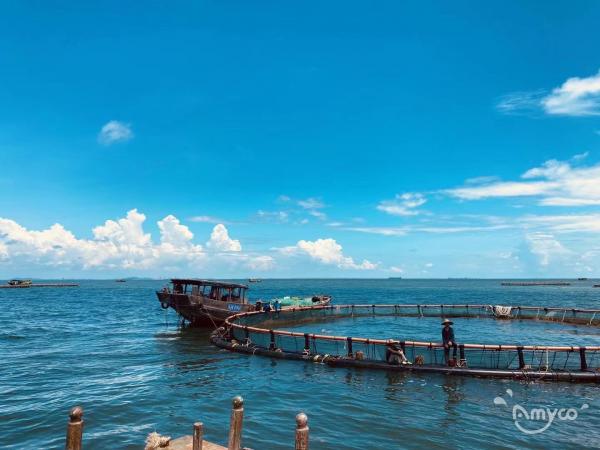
[224,304,600,373]
[64,396,310,450]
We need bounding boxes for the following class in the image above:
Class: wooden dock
[64,396,310,450]
[0,283,79,289]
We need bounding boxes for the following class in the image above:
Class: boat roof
[170,278,248,289]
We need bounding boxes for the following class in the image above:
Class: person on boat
[255,300,262,312]
[263,302,272,313]
[441,319,458,365]
[385,342,410,365]
[273,299,281,312]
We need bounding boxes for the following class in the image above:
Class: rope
[200,305,220,330]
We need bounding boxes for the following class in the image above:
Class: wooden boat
[157,279,331,327]
[7,279,32,287]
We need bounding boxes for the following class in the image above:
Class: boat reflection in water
[156,278,331,327]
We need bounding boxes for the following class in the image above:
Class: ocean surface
[2,279,600,449]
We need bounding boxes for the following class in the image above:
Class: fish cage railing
[222,305,600,373]
[230,303,600,327]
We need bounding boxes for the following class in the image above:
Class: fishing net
[226,304,600,373]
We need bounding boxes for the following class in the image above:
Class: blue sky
[2,1,600,278]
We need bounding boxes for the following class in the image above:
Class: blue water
[1,279,600,449]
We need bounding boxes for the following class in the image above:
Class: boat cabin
[169,279,249,304]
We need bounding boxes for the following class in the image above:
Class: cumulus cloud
[0,209,205,270]
[497,70,600,116]
[446,157,600,206]
[377,193,426,216]
[525,232,571,266]
[279,238,377,270]
[542,71,600,116]
[98,120,134,145]
[206,224,242,252]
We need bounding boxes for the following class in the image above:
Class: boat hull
[156,292,332,327]
[157,291,255,326]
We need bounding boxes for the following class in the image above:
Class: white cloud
[447,157,600,206]
[296,198,327,220]
[496,90,546,115]
[298,198,325,210]
[345,224,511,236]
[465,175,501,185]
[497,70,600,117]
[308,210,327,220]
[525,232,571,266]
[98,120,133,145]
[389,266,404,273]
[189,215,229,224]
[206,224,241,252]
[256,210,289,223]
[542,70,600,116]
[0,209,205,270]
[278,238,377,270]
[247,255,275,271]
[377,193,426,216]
[345,227,407,236]
[572,151,589,161]
[446,181,557,200]
[520,214,600,233]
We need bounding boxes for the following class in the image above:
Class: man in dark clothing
[441,319,458,365]
[385,342,410,365]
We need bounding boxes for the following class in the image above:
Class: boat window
[221,288,232,302]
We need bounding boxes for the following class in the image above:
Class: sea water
[1,279,599,449]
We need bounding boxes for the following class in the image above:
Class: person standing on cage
[441,319,458,366]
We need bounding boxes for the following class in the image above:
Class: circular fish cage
[211,304,600,383]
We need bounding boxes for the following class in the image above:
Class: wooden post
[193,422,203,450]
[65,406,84,450]
[295,412,309,450]
[227,396,244,450]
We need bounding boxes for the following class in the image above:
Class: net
[225,304,600,373]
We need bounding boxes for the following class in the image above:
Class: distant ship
[7,279,32,287]
[248,278,262,283]
[115,279,127,282]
